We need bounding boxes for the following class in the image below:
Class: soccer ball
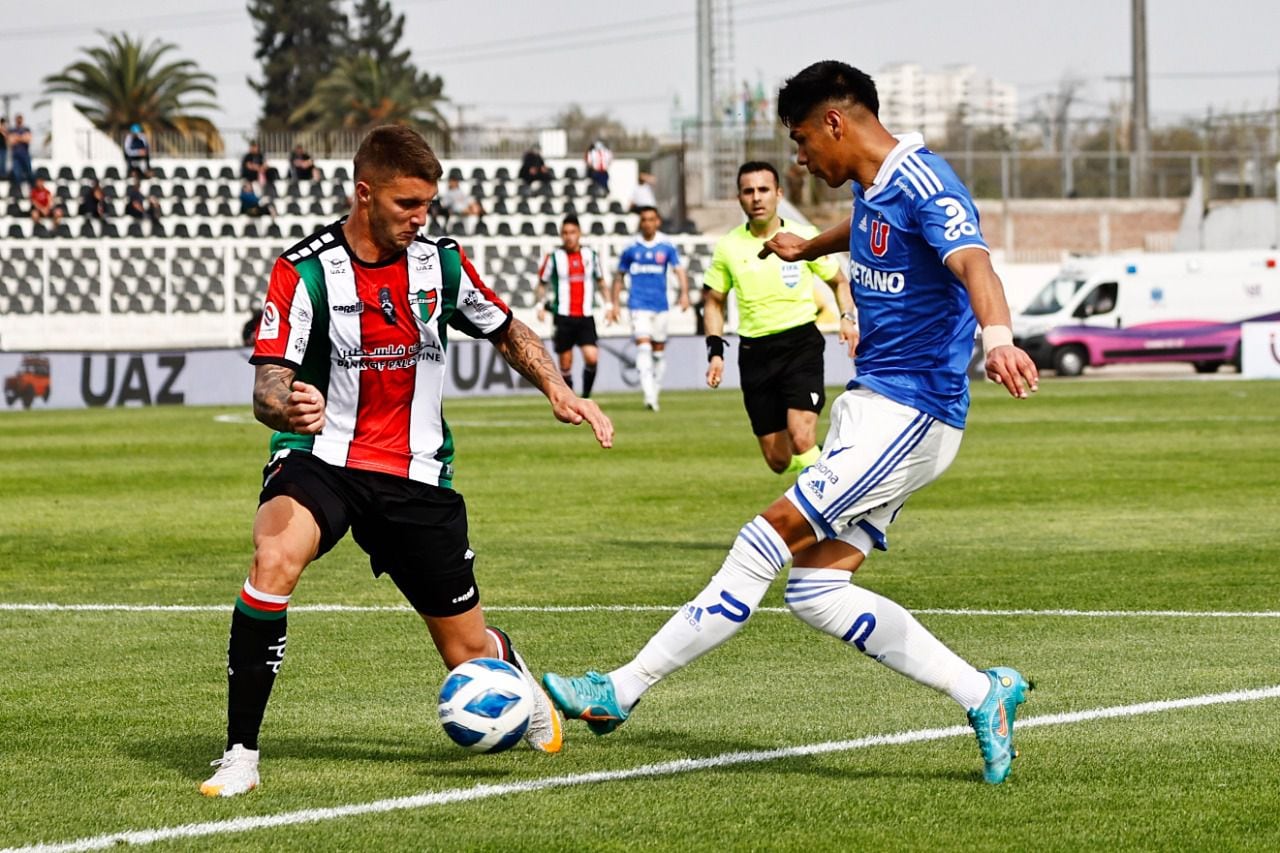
[437,657,533,753]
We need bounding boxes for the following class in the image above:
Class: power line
[418,0,901,67]
[0,9,244,41]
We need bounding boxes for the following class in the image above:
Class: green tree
[41,31,219,150]
[247,0,347,132]
[552,104,649,154]
[347,0,412,76]
[289,55,449,142]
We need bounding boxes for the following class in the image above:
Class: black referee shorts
[737,321,827,436]
[259,450,479,617]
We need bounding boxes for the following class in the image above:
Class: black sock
[560,370,573,392]
[582,365,597,398]
[226,605,287,750]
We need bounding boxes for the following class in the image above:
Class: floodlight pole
[1130,0,1150,197]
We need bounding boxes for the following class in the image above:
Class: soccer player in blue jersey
[545,60,1039,784]
[613,207,690,410]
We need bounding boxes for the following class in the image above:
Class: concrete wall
[975,199,1184,260]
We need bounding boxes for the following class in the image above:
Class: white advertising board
[1,335,859,412]
[1240,322,1280,379]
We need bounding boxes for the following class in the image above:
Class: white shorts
[630,310,669,343]
[785,387,963,555]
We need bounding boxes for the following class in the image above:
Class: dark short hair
[353,124,444,186]
[737,161,779,188]
[561,215,580,229]
[777,61,879,126]
[635,206,660,218]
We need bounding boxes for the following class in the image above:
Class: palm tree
[289,54,449,146]
[42,31,221,153]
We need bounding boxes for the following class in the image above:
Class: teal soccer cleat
[966,666,1030,784]
[542,671,630,735]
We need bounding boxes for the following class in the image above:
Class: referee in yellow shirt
[704,161,856,474]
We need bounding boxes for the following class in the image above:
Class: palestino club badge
[411,288,439,323]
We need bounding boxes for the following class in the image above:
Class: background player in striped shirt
[536,215,612,398]
[201,125,614,798]
[544,61,1039,785]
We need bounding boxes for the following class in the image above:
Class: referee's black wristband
[705,335,726,361]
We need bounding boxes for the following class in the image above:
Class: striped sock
[785,568,990,709]
[610,516,790,710]
[226,580,290,750]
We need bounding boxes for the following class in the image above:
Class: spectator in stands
[630,171,657,212]
[519,145,552,184]
[123,124,152,178]
[241,141,267,186]
[78,179,109,220]
[239,180,276,218]
[29,177,65,228]
[439,175,484,222]
[125,177,161,227]
[289,144,318,181]
[585,139,613,192]
[8,114,34,190]
[0,115,7,180]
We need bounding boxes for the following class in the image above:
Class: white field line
[8,684,1280,853]
[2,602,1279,618]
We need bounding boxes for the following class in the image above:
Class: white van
[1013,251,1280,375]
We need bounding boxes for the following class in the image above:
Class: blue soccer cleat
[966,666,1030,784]
[542,671,629,735]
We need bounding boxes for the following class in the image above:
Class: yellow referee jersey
[703,220,841,339]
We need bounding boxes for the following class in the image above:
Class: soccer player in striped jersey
[544,61,1039,785]
[200,125,613,798]
[536,215,612,397]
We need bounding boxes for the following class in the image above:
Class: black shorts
[737,322,827,436]
[552,315,598,353]
[259,450,478,617]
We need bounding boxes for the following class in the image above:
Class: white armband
[981,324,1014,358]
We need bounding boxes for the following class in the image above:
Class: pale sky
[4,0,1279,138]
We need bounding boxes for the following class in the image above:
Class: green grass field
[2,378,1279,851]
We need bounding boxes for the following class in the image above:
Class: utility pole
[0,93,17,119]
[1130,0,1150,197]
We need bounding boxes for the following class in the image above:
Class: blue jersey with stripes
[618,235,682,311]
[848,133,987,428]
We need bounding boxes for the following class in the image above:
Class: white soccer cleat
[199,744,260,797]
[503,642,563,754]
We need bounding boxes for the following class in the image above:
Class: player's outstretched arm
[759,217,852,262]
[492,317,614,448]
[945,248,1039,399]
[253,363,326,434]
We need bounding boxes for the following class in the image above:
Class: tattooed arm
[253,363,326,434]
[491,317,613,448]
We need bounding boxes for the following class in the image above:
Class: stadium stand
[0,158,716,350]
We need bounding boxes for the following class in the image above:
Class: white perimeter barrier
[0,334,859,412]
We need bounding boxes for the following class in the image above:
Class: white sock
[785,568,991,709]
[653,349,667,392]
[636,342,655,403]
[610,516,790,710]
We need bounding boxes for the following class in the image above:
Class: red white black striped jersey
[250,222,511,487]
[537,247,605,317]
